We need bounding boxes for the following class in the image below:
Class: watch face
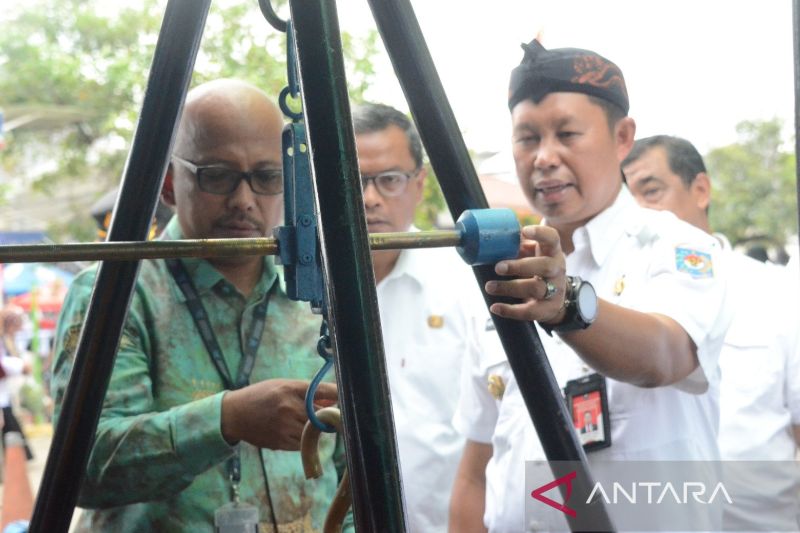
[577,283,598,322]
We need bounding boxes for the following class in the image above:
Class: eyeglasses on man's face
[172,155,283,196]
[361,170,419,198]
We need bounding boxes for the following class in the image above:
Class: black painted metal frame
[288,1,406,529]
[28,1,211,531]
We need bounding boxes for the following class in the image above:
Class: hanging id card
[214,502,259,533]
[563,373,611,452]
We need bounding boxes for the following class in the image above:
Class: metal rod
[28,1,209,531]
[370,229,460,250]
[366,0,615,530]
[0,230,461,263]
[289,0,407,530]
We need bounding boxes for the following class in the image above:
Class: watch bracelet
[540,275,586,336]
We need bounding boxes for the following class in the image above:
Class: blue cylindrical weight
[456,208,520,265]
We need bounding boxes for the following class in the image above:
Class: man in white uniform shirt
[623,134,800,531]
[352,102,491,532]
[450,40,731,532]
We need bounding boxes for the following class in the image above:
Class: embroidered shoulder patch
[675,247,714,278]
[487,374,505,400]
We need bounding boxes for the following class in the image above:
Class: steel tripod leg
[289,0,407,530]
[28,2,210,531]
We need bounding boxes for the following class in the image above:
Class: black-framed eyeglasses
[172,155,283,196]
[361,169,419,198]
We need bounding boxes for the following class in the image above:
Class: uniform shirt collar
[567,185,636,267]
[712,232,733,252]
[380,226,426,289]
[162,216,281,301]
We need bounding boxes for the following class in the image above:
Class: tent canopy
[2,263,74,296]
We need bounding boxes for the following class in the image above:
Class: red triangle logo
[530,470,577,517]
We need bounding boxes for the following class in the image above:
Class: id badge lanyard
[166,258,271,503]
[563,372,611,452]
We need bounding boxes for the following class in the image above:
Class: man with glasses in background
[352,103,499,532]
[52,79,349,532]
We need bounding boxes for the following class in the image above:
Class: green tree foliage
[705,118,798,248]
[0,0,165,199]
[0,0,378,240]
[414,167,446,230]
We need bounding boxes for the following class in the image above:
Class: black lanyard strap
[165,258,270,390]
[166,258,274,489]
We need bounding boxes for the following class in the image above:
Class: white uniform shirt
[715,237,800,531]
[377,243,491,533]
[455,188,732,532]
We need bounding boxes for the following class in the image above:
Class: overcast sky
[336,0,795,162]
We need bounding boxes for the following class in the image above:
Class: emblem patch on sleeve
[675,247,714,278]
[488,374,505,400]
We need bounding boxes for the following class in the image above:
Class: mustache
[216,214,265,232]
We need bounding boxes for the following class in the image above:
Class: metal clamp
[273,123,324,310]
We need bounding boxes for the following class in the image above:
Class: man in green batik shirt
[51,79,351,533]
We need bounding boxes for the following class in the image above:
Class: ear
[615,117,637,163]
[161,164,177,207]
[691,172,711,211]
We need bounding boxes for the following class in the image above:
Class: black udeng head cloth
[508,39,629,114]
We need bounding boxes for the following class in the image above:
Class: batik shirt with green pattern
[51,217,351,533]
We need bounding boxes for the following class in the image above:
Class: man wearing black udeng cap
[449,41,732,532]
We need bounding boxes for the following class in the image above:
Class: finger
[282,433,302,452]
[521,225,562,257]
[283,378,312,397]
[516,237,539,259]
[314,399,337,408]
[285,379,332,400]
[281,420,305,451]
[313,382,339,402]
[489,300,546,321]
[494,256,564,279]
[486,277,559,301]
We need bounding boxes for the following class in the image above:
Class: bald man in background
[52,79,348,532]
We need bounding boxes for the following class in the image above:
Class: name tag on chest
[215,502,259,533]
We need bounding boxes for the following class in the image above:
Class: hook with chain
[305,319,336,433]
